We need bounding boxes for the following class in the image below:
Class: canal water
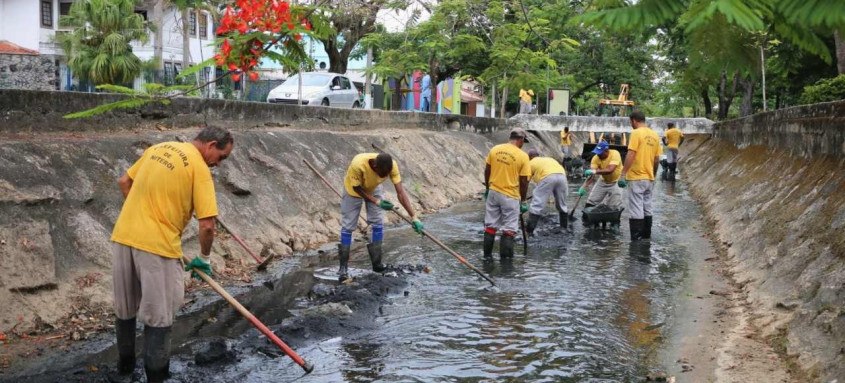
[14,178,708,382]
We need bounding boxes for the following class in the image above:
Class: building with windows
[0,0,216,91]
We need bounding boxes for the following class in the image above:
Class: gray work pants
[340,187,384,232]
[587,180,623,210]
[529,174,568,215]
[666,148,679,164]
[627,180,654,219]
[484,189,520,234]
[112,243,185,327]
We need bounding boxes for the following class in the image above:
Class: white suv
[267,72,360,108]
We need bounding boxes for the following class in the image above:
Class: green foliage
[799,75,845,104]
[57,0,151,86]
[64,83,199,119]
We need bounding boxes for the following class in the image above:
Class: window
[59,2,72,17]
[41,1,53,28]
[188,11,197,37]
[341,77,351,90]
[198,12,208,39]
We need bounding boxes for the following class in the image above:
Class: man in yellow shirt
[519,88,534,114]
[338,153,423,283]
[662,122,684,180]
[526,149,568,235]
[559,127,572,159]
[484,128,531,259]
[578,141,624,212]
[620,111,661,240]
[111,126,233,382]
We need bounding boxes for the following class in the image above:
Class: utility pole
[760,45,767,112]
[491,82,496,118]
[364,47,373,109]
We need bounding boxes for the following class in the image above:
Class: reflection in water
[341,342,385,382]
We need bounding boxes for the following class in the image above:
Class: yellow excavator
[597,83,635,117]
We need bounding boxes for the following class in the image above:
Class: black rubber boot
[116,318,136,375]
[643,216,653,239]
[668,163,677,180]
[483,231,495,260]
[629,219,645,241]
[338,244,351,283]
[367,242,387,272]
[525,213,541,235]
[143,326,171,383]
[500,235,515,259]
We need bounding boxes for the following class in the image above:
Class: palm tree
[58,0,151,86]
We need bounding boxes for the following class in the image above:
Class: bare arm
[653,157,660,178]
[118,174,133,199]
[621,150,637,179]
[484,164,491,190]
[197,216,216,257]
[519,176,529,201]
[394,183,416,218]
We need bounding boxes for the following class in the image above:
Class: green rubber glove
[617,178,628,188]
[520,202,529,214]
[378,199,395,211]
[577,187,587,196]
[411,219,424,234]
[483,189,489,200]
[584,169,595,177]
[185,255,212,280]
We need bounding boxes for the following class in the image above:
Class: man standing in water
[483,128,531,259]
[619,111,661,240]
[526,148,568,235]
[338,153,423,282]
[662,122,684,180]
[111,126,233,382]
[560,126,572,159]
[580,141,624,212]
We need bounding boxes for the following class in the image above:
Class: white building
[0,0,217,91]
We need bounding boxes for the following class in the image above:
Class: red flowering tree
[213,0,327,82]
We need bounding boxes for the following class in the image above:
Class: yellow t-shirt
[529,157,566,184]
[626,127,662,181]
[486,143,531,200]
[665,128,684,149]
[560,131,572,146]
[519,89,534,103]
[343,153,401,197]
[591,149,622,183]
[111,142,218,259]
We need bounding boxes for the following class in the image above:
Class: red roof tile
[0,40,39,55]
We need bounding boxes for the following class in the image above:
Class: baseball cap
[509,128,530,142]
[592,141,609,155]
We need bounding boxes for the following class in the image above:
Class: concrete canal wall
[683,101,845,381]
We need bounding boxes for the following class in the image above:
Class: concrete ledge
[0,89,506,134]
[713,100,845,157]
[510,114,714,134]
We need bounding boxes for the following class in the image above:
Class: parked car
[266,72,361,108]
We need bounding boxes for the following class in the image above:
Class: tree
[318,0,407,74]
[58,0,151,86]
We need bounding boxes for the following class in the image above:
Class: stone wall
[510,114,714,134]
[683,106,845,381]
[0,55,58,91]
[712,100,845,157]
[0,89,506,134]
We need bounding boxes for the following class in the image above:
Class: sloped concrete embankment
[0,89,507,340]
[682,101,845,381]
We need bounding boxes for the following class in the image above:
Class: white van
[266,72,360,108]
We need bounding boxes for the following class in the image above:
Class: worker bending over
[526,148,568,235]
[338,153,423,282]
